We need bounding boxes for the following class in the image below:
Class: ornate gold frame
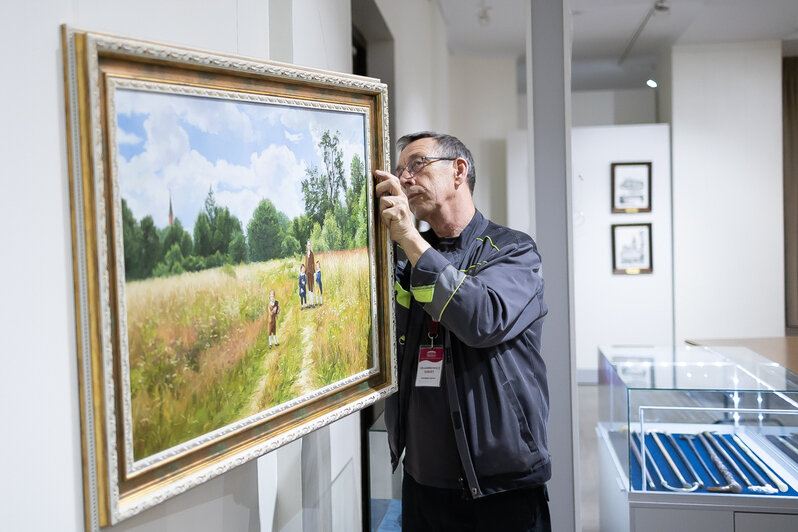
[62,26,395,530]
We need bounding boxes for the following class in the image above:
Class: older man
[375,132,550,532]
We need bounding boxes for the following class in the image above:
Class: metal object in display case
[597,344,798,532]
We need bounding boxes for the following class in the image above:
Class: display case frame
[597,344,798,532]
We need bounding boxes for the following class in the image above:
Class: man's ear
[453,158,468,189]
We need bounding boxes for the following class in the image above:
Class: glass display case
[597,345,798,532]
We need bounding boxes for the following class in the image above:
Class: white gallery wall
[571,88,656,127]
[0,1,361,531]
[671,40,785,343]
[571,124,673,377]
[376,0,451,137]
[448,53,518,225]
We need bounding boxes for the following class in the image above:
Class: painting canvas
[63,27,395,530]
[611,162,651,213]
[114,87,374,461]
[612,223,653,274]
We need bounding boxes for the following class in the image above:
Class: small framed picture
[612,223,652,274]
[611,162,651,213]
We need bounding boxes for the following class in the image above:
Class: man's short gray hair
[397,131,476,193]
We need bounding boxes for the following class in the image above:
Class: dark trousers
[401,472,551,532]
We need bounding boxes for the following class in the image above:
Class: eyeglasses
[395,156,455,179]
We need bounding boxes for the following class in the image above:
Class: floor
[579,384,600,532]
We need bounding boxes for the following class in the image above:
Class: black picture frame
[612,223,653,274]
[611,161,652,213]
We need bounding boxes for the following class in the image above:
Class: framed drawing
[611,161,651,213]
[62,26,395,530]
[612,223,653,274]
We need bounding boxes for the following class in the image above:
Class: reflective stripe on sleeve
[425,265,466,320]
[410,284,435,303]
[394,281,411,309]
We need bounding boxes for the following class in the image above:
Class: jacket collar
[423,210,486,252]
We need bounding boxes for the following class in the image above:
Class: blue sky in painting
[114,88,367,234]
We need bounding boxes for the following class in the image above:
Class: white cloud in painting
[116,128,143,145]
[114,88,366,234]
[117,93,306,232]
[116,89,256,143]
[284,130,303,143]
[248,145,306,218]
[278,108,308,132]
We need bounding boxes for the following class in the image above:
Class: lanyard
[427,315,439,347]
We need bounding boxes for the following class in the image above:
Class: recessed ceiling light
[646,79,658,88]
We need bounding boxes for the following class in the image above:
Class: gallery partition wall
[784,57,798,336]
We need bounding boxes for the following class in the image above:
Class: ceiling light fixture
[646,79,658,88]
[618,0,670,65]
[477,1,492,27]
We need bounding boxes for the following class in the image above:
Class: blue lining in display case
[628,432,798,496]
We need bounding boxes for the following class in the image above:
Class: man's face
[396,138,456,221]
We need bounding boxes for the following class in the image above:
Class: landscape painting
[65,28,394,526]
[113,86,374,462]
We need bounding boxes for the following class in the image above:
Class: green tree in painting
[354,183,369,248]
[153,243,185,277]
[281,234,300,258]
[121,199,144,279]
[204,185,218,228]
[346,153,368,247]
[247,199,284,262]
[229,233,248,264]
[301,130,347,228]
[211,207,244,256]
[161,218,192,260]
[193,212,213,257]
[290,213,313,250]
[319,130,347,207]
[320,210,344,251]
[139,216,162,278]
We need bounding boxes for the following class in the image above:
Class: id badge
[415,346,444,387]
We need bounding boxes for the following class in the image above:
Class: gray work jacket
[385,210,551,498]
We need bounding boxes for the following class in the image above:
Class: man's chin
[409,206,430,223]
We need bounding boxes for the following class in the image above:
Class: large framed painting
[62,27,395,530]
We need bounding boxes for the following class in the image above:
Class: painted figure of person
[268,290,279,347]
[299,264,307,309]
[315,260,323,305]
[305,240,316,307]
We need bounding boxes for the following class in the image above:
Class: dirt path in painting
[296,318,317,396]
[244,305,294,416]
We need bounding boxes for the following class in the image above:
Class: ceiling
[436,0,798,91]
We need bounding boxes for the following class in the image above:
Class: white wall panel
[449,53,517,225]
[0,1,355,531]
[376,0,450,135]
[572,124,673,377]
[672,41,784,343]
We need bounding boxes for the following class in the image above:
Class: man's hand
[374,169,430,266]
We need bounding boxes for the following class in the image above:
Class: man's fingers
[374,169,403,198]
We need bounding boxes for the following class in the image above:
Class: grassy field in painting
[126,249,372,460]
